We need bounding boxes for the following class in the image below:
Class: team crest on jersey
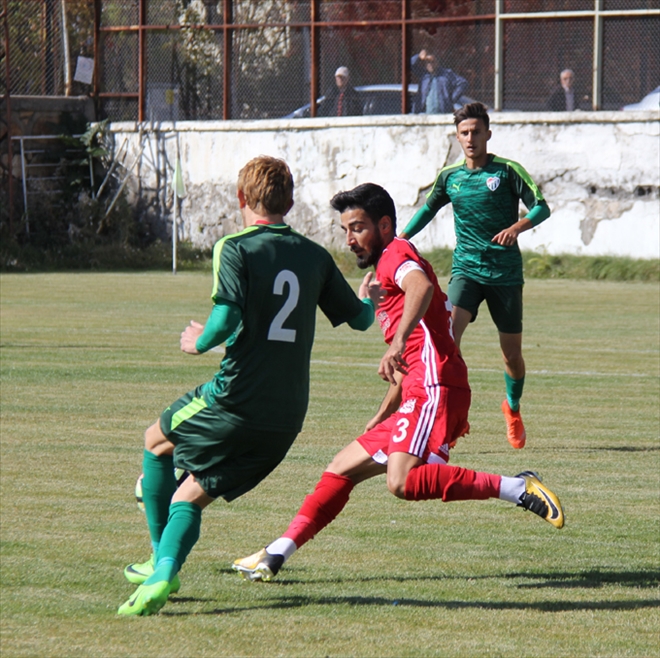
[398,398,416,414]
[377,310,390,333]
[486,176,501,191]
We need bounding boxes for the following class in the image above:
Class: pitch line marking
[310,360,656,378]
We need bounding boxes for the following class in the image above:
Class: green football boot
[117,581,170,617]
[124,554,181,593]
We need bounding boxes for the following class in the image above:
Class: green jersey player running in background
[117,156,383,616]
[400,102,550,449]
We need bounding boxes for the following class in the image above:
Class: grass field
[1,273,658,658]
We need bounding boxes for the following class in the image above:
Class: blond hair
[237,156,294,216]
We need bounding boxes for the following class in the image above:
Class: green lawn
[1,273,658,657]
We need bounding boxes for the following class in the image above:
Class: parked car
[283,84,418,118]
[283,84,426,119]
[621,86,660,110]
[283,84,478,118]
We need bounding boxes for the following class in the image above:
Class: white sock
[266,537,297,562]
[499,476,525,504]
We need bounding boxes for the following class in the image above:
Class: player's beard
[355,229,384,269]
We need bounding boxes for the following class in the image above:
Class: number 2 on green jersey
[268,270,299,343]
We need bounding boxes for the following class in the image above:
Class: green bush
[522,250,659,282]
[0,238,210,272]
[332,246,658,282]
[2,225,657,282]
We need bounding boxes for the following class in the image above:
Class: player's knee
[144,421,172,455]
[326,455,345,474]
[502,348,523,370]
[386,472,407,499]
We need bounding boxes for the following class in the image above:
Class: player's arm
[347,272,384,331]
[378,268,433,384]
[449,70,468,103]
[400,204,436,240]
[400,172,450,240]
[321,262,384,331]
[491,202,550,246]
[492,162,550,246]
[364,372,403,432]
[180,300,242,355]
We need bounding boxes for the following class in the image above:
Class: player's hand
[180,320,204,354]
[492,225,521,246]
[378,341,409,383]
[364,413,382,432]
[364,405,396,432]
[359,272,385,310]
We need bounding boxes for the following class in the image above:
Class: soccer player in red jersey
[233,183,564,582]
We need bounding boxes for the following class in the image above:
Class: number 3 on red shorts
[393,418,410,443]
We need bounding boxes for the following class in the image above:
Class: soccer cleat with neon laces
[124,554,180,593]
[232,548,284,582]
[502,400,526,449]
[517,471,564,529]
[117,581,171,616]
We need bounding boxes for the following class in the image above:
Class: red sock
[282,471,354,548]
[403,464,501,502]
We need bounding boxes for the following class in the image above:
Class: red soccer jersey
[375,237,470,394]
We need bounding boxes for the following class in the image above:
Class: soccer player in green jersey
[117,156,383,616]
[400,102,551,449]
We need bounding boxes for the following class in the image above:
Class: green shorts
[447,276,523,334]
[160,385,298,501]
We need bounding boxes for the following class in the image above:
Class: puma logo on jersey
[451,183,461,191]
[486,176,500,191]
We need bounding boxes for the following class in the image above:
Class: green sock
[504,372,525,412]
[142,450,177,553]
[145,501,202,585]
[145,557,179,585]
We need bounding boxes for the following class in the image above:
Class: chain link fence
[2,0,658,244]
[3,1,659,119]
[3,0,95,98]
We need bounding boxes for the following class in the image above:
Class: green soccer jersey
[203,223,363,433]
[423,154,549,285]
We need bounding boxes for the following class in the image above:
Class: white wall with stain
[110,110,659,259]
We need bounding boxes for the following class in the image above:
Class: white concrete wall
[110,110,660,259]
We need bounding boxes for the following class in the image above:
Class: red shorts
[357,385,470,465]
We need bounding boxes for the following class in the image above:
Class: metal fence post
[2,0,13,233]
[138,0,146,122]
[494,0,503,112]
[223,0,232,120]
[592,0,603,111]
[19,137,28,233]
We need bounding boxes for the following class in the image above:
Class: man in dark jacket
[319,66,363,117]
[547,69,591,111]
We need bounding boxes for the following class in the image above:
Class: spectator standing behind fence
[546,69,590,111]
[411,50,468,114]
[319,66,362,117]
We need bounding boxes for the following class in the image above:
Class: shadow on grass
[214,567,659,589]
[162,595,660,617]
[162,568,660,616]
[507,568,660,589]
[462,445,660,456]
[601,446,660,453]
